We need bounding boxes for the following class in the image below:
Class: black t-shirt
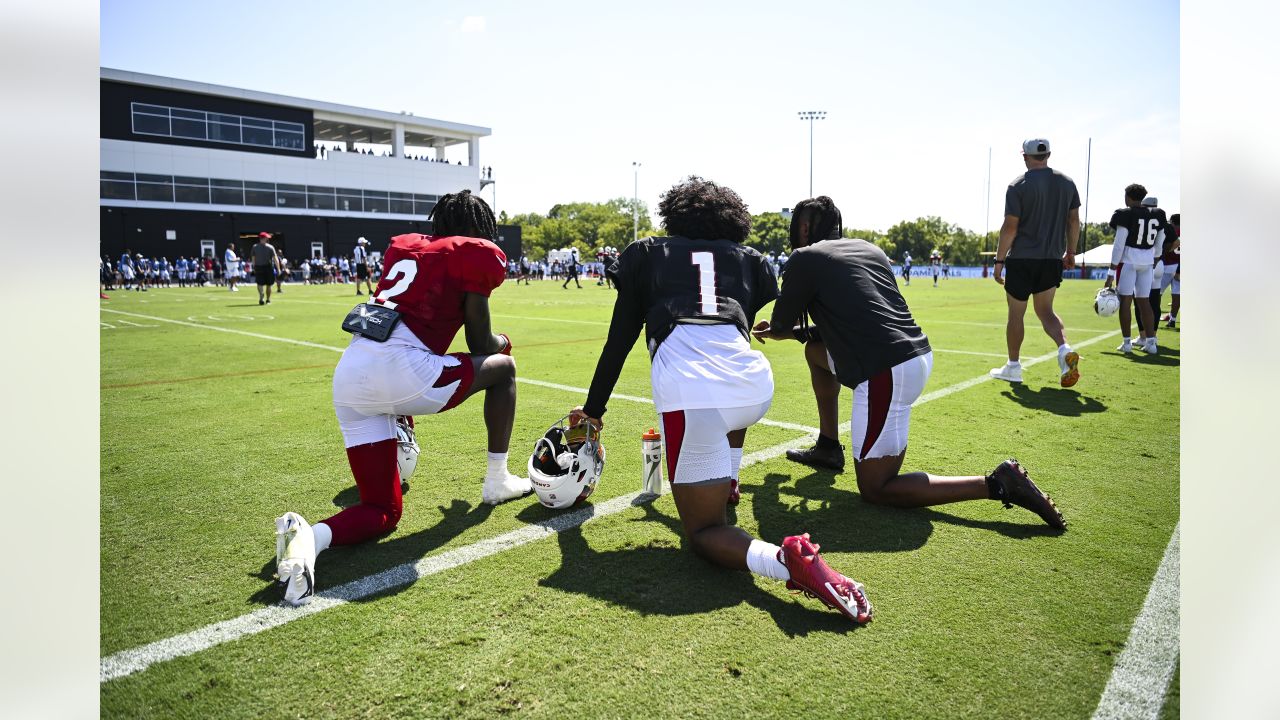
[582,236,778,418]
[770,238,931,389]
[1109,206,1165,249]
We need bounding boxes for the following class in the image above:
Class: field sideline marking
[1091,524,1180,720]
[99,308,1129,685]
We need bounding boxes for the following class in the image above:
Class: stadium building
[99,67,518,264]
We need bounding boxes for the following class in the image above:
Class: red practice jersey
[370,234,507,354]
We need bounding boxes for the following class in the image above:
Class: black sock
[815,434,841,451]
[986,473,1005,501]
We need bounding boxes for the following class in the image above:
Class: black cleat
[987,459,1066,530]
[786,443,845,472]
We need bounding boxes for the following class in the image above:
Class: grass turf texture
[101,276,1179,718]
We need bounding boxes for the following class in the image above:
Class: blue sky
[101,0,1179,232]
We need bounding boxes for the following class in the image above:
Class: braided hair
[430,189,497,239]
[657,176,752,243]
[789,196,843,248]
[788,196,843,343]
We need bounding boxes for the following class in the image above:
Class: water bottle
[641,428,664,495]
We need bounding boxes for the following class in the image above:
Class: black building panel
[101,80,314,158]
[100,207,522,265]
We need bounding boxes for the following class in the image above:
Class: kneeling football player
[755,196,1066,531]
[572,176,873,624]
[274,190,532,605]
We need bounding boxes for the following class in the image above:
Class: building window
[101,180,135,200]
[130,102,306,153]
[389,192,414,215]
[244,181,276,207]
[100,171,444,219]
[210,178,244,205]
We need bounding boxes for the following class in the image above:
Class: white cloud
[460,16,486,33]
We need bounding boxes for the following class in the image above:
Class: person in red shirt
[273,190,529,605]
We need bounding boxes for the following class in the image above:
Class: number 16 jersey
[370,233,507,354]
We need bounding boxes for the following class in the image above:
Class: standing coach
[989,138,1082,388]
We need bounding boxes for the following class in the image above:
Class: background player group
[274,137,1155,625]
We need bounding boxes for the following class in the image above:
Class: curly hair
[657,176,751,243]
[430,189,497,239]
[1124,183,1147,203]
[790,196,843,245]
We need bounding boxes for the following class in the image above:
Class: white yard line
[1091,525,1181,720]
[101,308,1151,697]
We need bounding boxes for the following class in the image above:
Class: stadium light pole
[632,161,641,243]
[985,146,992,254]
[797,111,826,197]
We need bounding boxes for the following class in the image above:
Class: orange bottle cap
[642,428,660,440]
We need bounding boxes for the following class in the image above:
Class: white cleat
[1142,339,1158,355]
[481,471,533,505]
[988,362,1023,383]
[274,512,317,606]
[1117,340,1133,354]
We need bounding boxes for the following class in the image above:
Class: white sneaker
[1117,340,1133,354]
[1143,338,1158,354]
[481,471,533,505]
[274,512,316,606]
[989,362,1023,383]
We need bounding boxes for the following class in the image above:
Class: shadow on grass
[748,471,933,554]
[537,502,859,637]
[750,470,1062,545]
[248,498,494,607]
[999,385,1107,416]
[1101,346,1180,367]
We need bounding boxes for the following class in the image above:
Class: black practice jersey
[1110,206,1165,249]
[609,236,778,353]
[582,236,778,418]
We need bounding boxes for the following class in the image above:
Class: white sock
[746,540,790,581]
[313,522,333,555]
[730,447,743,480]
[1122,336,1132,343]
[1007,359,1021,367]
[1057,343,1072,357]
[486,452,508,479]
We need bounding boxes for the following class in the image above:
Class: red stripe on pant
[322,438,403,545]
[662,410,686,483]
[437,352,477,413]
[859,369,894,460]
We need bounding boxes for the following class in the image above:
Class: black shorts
[356,263,369,280]
[1003,258,1063,301]
[255,265,276,285]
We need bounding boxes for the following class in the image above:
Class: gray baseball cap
[1141,196,1158,207]
[1022,138,1051,155]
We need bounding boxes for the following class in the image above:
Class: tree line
[500,200,1117,265]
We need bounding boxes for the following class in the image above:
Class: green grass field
[100,274,1179,718]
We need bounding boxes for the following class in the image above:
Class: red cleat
[780,533,873,624]
[727,478,740,505]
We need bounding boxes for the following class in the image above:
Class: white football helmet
[1094,287,1120,318]
[395,416,420,481]
[527,415,605,510]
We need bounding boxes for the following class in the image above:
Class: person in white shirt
[225,244,241,292]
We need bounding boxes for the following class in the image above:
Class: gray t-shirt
[251,242,278,266]
[1005,168,1080,259]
